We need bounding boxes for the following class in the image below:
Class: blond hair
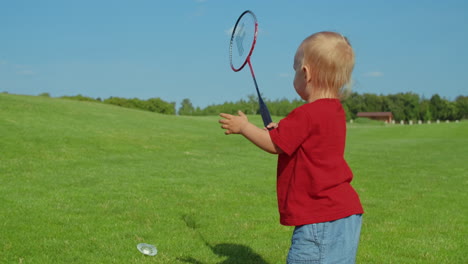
[300,31,354,98]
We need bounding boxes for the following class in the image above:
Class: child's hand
[264,122,278,131]
[219,111,249,135]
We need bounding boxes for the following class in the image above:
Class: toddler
[219,31,364,264]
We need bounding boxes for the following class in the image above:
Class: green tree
[455,95,468,119]
[429,94,460,120]
[429,94,444,120]
[419,99,432,121]
[384,94,403,121]
[343,92,365,119]
[362,93,384,112]
[178,98,195,115]
[269,98,298,116]
[103,97,175,114]
[246,94,259,115]
[61,94,101,102]
[402,92,420,121]
[342,103,352,121]
[145,98,176,114]
[382,92,420,121]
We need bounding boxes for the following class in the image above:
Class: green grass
[1,93,466,263]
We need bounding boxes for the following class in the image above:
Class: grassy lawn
[0,93,466,263]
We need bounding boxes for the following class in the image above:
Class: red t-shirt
[269,99,364,226]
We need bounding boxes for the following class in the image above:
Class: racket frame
[229,10,272,128]
[229,10,258,72]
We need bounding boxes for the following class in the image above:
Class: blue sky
[1,0,467,108]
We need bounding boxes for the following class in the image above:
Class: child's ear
[302,65,312,83]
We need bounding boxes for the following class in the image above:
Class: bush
[352,117,386,125]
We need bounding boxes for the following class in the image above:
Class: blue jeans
[287,214,362,264]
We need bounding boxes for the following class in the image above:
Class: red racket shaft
[247,59,273,128]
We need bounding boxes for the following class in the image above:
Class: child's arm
[219,111,283,154]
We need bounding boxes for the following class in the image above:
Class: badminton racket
[229,10,272,128]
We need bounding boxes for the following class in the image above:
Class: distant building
[357,112,393,123]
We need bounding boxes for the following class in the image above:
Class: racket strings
[230,11,256,71]
[235,23,246,56]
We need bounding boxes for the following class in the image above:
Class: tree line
[342,92,467,121]
[48,92,467,121]
[179,92,467,121]
[56,94,176,115]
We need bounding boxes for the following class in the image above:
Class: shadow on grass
[179,214,269,264]
[178,243,269,264]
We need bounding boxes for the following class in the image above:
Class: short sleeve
[269,107,313,156]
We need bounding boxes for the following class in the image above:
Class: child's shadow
[178,243,269,264]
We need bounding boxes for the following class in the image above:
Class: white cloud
[0,61,35,75]
[14,64,36,75]
[189,0,207,18]
[190,6,206,17]
[17,69,36,76]
[364,71,384,77]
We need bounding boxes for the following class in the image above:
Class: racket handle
[247,60,273,130]
[259,99,273,130]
